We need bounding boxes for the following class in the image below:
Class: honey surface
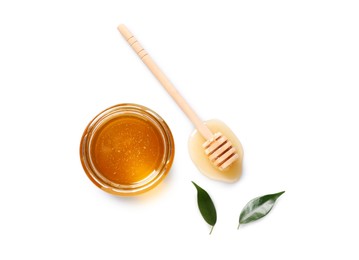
[92,116,164,185]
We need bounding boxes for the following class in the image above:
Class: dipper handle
[118,24,213,140]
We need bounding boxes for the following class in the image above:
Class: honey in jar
[80,104,174,196]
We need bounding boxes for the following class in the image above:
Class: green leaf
[192,181,217,234]
[238,191,285,228]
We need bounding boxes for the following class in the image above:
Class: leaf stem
[237,223,240,230]
[209,225,214,235]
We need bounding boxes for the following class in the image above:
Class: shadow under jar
[80,103,175,196]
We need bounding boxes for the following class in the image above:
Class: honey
[80,104,174,196]
[92,116,164,185]
[188,119,243,183]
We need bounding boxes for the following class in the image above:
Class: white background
[1,0,358,259]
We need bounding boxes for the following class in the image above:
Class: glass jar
[80,103,175,196]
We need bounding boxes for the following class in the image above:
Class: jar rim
[80,103,175,196]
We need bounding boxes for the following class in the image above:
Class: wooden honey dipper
[118,24,239,170]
